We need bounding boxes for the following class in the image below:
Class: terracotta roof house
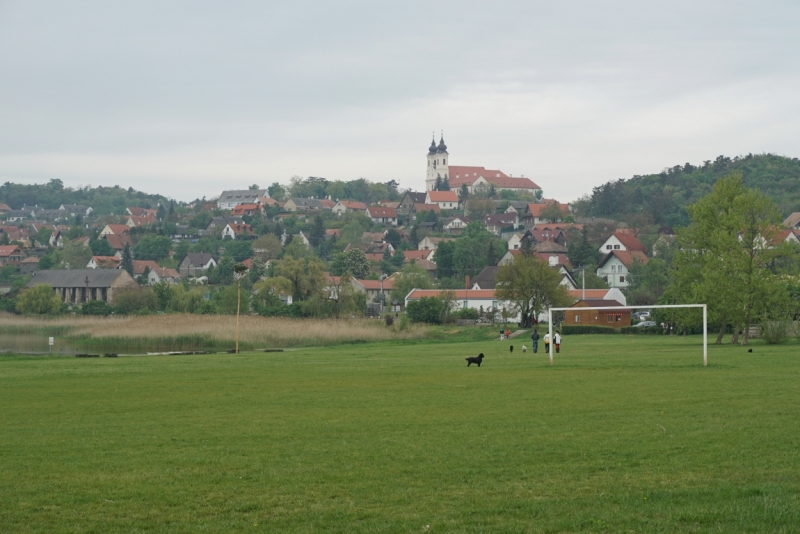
[425,190,460,210]
[404,250,434,262]
[567,288,627,306]
[599,229,647,255]
[204,216,244,235]
[332,200,368,216]
[411,203,441,220]
[27,269,137,305]
[0,245,24,263]
[366,206,398,226]
[127,214,158,227]
[524,202,571,225]
[178,253,218,277]
[126,207,158,218]
[0,203,10,212]
[351,278,394,301]
[442,216,471,235]
[231,203,262,216]
[217,189,269,210]
[222,222,254,240]
[596,250,649,288]
[99,224,131,236]
[130,260,161,277]
[484,213,519,234]
[148,267,182,285]
[86,256,121,269]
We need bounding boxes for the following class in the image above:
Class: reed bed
[0,313,430,350]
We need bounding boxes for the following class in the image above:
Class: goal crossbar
[546,304,708,367]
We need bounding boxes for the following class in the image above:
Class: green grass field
[1,335,799,533]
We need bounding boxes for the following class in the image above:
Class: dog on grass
[522,345,527,353]
[466,353,484,367]
[509,345,514,353]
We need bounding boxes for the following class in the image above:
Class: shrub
[620,326,664,335]
[453,308,479,320]
[15,284,62,315]
[113,287,158,315]
[406,297,444,324]
[81,300,113,316]
[761,319,790,345]
[384,314,394,327]
[560,325,617,335]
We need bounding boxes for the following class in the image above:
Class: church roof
[448,166,540,190]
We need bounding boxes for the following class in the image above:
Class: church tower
[425,133,449,191]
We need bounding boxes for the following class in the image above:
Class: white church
[425,135,542,195]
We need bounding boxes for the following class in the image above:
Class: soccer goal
[546,304,708,366]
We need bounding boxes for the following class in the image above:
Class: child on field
[554,331,561,353]
[543,332,550,353]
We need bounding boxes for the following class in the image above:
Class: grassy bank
[0,313,434,351]
[1,335,798,532]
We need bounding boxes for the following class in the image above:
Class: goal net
[545,304,708,366]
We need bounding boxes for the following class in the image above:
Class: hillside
[0,179,171,215]
[574,154,800,226]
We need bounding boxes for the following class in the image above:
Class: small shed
[565,299,631,328]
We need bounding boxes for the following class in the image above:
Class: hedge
[560,325,618,335]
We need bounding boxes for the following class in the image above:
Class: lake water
[0,334,78,355]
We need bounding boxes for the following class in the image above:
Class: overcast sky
[1,1,799,202]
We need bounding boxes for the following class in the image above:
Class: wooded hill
[0,179,170,216]
[573,154,800,227]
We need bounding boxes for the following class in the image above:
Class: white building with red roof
[598,229,648,255]
[424,134,542,195]
[425,190,459,210]
[404,288,519,321]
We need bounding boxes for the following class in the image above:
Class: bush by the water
[81,300,113,316]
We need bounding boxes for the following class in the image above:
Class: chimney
[465,275,470,289]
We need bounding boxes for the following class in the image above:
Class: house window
[607,315,614,323]
[492,301,497,309]
[614,244,620,249]
[574,314,581,323]
[514,244,519,249]
[606,245,612,250]
[616,315,622,322]
[619,276,625,283]
[463,301,468,309]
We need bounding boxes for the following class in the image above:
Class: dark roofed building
[27,269,136,304]
[470,266,499,289]
[178,253,218,277]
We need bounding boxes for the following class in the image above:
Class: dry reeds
[0,313,429,349]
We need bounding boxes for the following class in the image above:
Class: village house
[86,256,121,269]
[222,222,254,240]
[217,189,270,210]
[351,278,394,303]
[283,198,327,212]
[410,203,441,222]
[417,236,455,253]
[524,201,571,226]
[126,207,157,218]
[782,212,800,229]
[366,206,398,226]
[425,190,459,210]
[403,249,435,263]
[565,299,631,328]
[148,267,182,285]
[404,288,519,322]
[442,216,471,235]
[596,250,649,288]
[231,203,262,216]
[27,269,137,305]
[470,266,499,290]
[397,192,427,217]
[0,245,24,264]
[100,233,132,256]
[203,216,244,235]
[19,256,39,274]
[332,200,368,216]
[483,213,519,235]
[178,253,218,277]
[60,204,93,217]
[127,213,158,228]
[566,288,627,306]
[99,224,131,237]
[598,229,648,255]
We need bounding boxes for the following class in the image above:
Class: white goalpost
[546,304,708,367]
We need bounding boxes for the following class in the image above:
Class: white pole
[703,304,708,367]
[548,309,553,366]
[582,268,585,301]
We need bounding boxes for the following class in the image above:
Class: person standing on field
[500,328,504,340]
[505,328,511,340]
[543,332,550,353]
[554,331,562,353]
[531,329,540,353]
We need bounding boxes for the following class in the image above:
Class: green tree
[268,182,287,201]
[330,249,370,279]
[252,234,282,262]
[113,287,158,315]
[495,255,572,327]
[132,235,172,261]
[89,238,115,257]
[36,227,53,247]
[274,257,327,302]
[121,244,134,276]
[16,285,62,315]
[390,262,433,303]
[309,215,326,248]
[671,175,790,344]
[223,240,253,262]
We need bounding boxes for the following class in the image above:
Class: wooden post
[235,278,241,354]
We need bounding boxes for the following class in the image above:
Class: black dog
[466,353,485,367]
[509,345,514,353]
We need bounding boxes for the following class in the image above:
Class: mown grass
[1,335,798,532]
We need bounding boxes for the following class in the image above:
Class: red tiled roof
[152,267,180,279]
[128,207,158,217]
[354,279,394,290]
[231,204,260,215]
[0,245,21,257]
[426,190,459,203]
[599,250,649,268]
[448,166,540,190]
[339,200,367,210]
[128,214,158,227]
[414,203,441,214]
[527,202,570,218]
[571,299,625,308]
[404,250,432,261]
[612,229,647,253]
[406,289,496,300]
[131,260,160,275]
[319,199,336,208]
[367,207,397,218]
[104,224,130,235]
[567,289,613,300]
[535,253,573,268]
[103,234,133,251]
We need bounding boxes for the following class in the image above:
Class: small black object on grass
[509,345,514,353]
[748,348,753,353]
[264,349,284,353]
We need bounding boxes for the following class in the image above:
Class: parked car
[638,311,651,319]
[633,320,657,328]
